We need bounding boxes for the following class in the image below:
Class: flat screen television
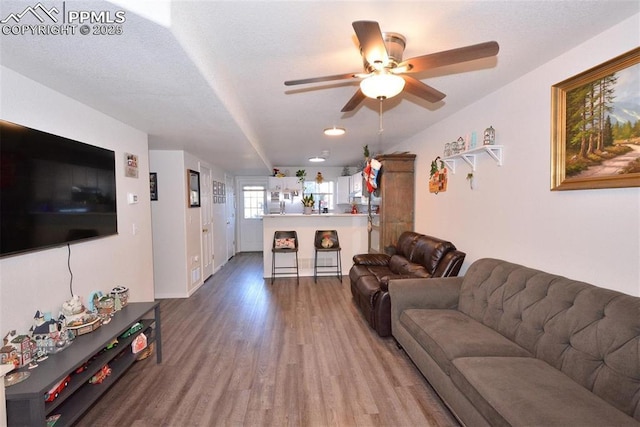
[0,119,118,257]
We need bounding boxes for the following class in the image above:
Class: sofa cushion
[451,356,639,427]
[396,231,421,258]
[387,254,431,278]
[458,258,640,420]
[366,265,394,282]
[348,264,374,285]
[409,236,456,275]
[399,309,531,375]
[388,254,411,274]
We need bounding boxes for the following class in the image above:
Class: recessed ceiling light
[323,126,346,136]
[309,156,326,162]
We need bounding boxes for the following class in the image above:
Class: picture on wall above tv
[0,119,118,258]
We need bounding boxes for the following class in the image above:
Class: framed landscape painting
[551,47,640,190]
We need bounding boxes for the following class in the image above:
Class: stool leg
[337,250,342,281]
[271,251,275,285]
[314,249,318,283]
[295,251,299,285]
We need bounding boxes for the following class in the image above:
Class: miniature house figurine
[483,126,496,145]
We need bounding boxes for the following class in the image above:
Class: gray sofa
[390,258,640,427]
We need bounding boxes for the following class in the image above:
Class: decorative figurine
[61,295,84,317]
[483,126,496,145]
[470,131,478,149]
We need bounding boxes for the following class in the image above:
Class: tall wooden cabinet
[368,153,416,254]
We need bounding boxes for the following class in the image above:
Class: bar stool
[271,230,299,284]
[314,230,342,283]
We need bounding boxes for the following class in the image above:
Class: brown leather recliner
[349,231,465,337]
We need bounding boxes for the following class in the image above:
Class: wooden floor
[77,253,458,426]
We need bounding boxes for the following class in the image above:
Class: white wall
[397,15,640,296]
[150,150,232,298]
[149,150,188,298]
[0,67,155,334]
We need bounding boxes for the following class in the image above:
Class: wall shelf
[442,145,504,173]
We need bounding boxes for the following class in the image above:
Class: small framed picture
[188,169,200,208]
[149,173,158,201]
[125,153,139,178]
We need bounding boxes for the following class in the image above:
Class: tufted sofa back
[458,258,640,421]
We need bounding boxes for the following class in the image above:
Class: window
[301,180,335,210]
[243,185,265,219]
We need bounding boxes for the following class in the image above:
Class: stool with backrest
[313,230,342,283]
[271,230,299,284]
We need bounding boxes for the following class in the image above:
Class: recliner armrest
[379,274,426,292]
[352,253,391,266]
[433,249,466,277]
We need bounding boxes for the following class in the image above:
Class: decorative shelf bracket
[442,145,504,174]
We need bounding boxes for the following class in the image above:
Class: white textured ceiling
[1,1,638,175]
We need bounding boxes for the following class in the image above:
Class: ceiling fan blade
[402,76,446,103]
[285,72,359,86]
[341,89,367,112]
[352,20,389,67]
[397,41,499,73]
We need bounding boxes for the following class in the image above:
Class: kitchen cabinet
[336,176,351,204]
[350,172,363,195]
[269,177,302,193]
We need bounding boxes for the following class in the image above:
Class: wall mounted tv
[0,119,118,257]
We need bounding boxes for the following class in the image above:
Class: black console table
[5,301,161,427]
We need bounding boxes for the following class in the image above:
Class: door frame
[236,176,268,252]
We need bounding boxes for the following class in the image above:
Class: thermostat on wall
[127,193,138,204]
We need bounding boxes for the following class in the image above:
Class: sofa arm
[389,276,463,326]
[352,253,391,266]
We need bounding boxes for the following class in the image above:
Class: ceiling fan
[284,21,499,112]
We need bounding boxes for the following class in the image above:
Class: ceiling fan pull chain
[379,99,384,134]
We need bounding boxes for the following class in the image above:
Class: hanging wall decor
[125,153,139,178]
[429,157,447,194]
[551,47,640,190]
[149,173,158,200]
[188,169,201,208]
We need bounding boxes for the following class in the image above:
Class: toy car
[89,364,112,384]
[45,375,71,402]
[119,322,143,339]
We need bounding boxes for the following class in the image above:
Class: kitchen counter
[262,214,369,278]
[262,213,370,217]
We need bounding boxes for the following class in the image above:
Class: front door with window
[238,178,267,252]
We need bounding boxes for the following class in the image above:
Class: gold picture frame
[551,47,640,190]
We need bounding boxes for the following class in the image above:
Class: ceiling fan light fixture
[323,126,346,136]
[360,71,405,100]
[308,156,326,163]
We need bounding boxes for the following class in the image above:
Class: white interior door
[200,165,214,280]
[225,174,236,260]
[238,177,267,252]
